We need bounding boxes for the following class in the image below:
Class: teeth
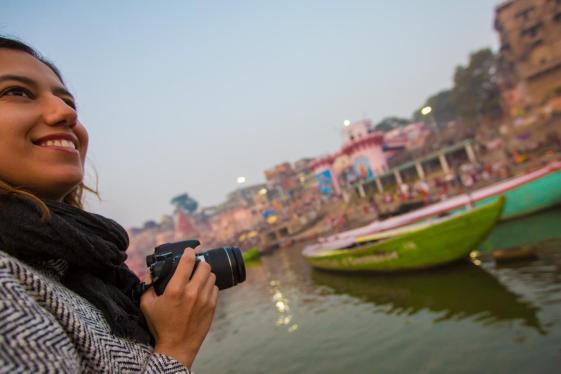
[41,139,76,150]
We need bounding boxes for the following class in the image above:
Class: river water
[194,207,561,373]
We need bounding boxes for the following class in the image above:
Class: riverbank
[194,206,561,373]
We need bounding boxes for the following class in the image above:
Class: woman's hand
[140,249,219,368]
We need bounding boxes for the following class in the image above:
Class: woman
[0,36,218,373]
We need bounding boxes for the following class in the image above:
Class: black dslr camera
[146,240,246,296]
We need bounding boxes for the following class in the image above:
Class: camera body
[146,240,246,295]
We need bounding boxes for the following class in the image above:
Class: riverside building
[310,119,388,197]
[495,0,561,112]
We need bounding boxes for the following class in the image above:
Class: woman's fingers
[190,260,212,287]
[196,269,217,305]
[211,284,218,303]
[163,249,218,298]
[140,249,220,368]
[164,249,196,296]
[202,271,216,293]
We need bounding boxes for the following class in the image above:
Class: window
[532,39,544,48]
[516,7,535,21]
[521,23,542,38]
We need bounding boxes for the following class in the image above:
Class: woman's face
[0,49,88,201]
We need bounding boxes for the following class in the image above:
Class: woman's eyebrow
[0,74,74,100]
[0,74,37,86]
[52,86,75,100]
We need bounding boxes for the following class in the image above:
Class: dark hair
[0,35,96,219]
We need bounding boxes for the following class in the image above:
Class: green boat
[471,162,561,220]
[242,247,261,262]
[308,162,561,254]
[303,196,504,272]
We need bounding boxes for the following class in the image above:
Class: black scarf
[0,195,152,345]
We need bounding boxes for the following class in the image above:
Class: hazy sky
[2,0,500,228]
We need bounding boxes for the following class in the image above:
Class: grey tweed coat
[0,250,190,373]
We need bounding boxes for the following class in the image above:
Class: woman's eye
[1,86,33,98]
[63,99,77,110]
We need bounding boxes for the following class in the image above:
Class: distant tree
[170,193,198,215]
[143,220,158,230]
[374,117,410,132]
[452,48,502,121]
[413,89,458,127]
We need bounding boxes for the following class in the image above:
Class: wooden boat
[302,196,504,272]
[305,161,561,253]
[471,161,561,219]
[242,247,261,262]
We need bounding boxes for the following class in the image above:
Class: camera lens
[199,247,246,290]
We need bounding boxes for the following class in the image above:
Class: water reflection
[481,207,561,251]
[197,209,561,373]
[311,262,544,333]
[481,239,561,309]
[270,280,299,332]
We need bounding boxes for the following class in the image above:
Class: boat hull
[476,169,561,220]
[304,197,504,272]
[242,247,261,262]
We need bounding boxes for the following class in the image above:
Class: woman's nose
[42,94,78,128]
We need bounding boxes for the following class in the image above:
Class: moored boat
[242,247,261,262]
[471,161,561,219]
[303,196,504,272]
[306,161,561,253]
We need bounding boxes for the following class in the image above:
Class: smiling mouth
[37,139,78,150]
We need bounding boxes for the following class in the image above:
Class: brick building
[495,0,561,112]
